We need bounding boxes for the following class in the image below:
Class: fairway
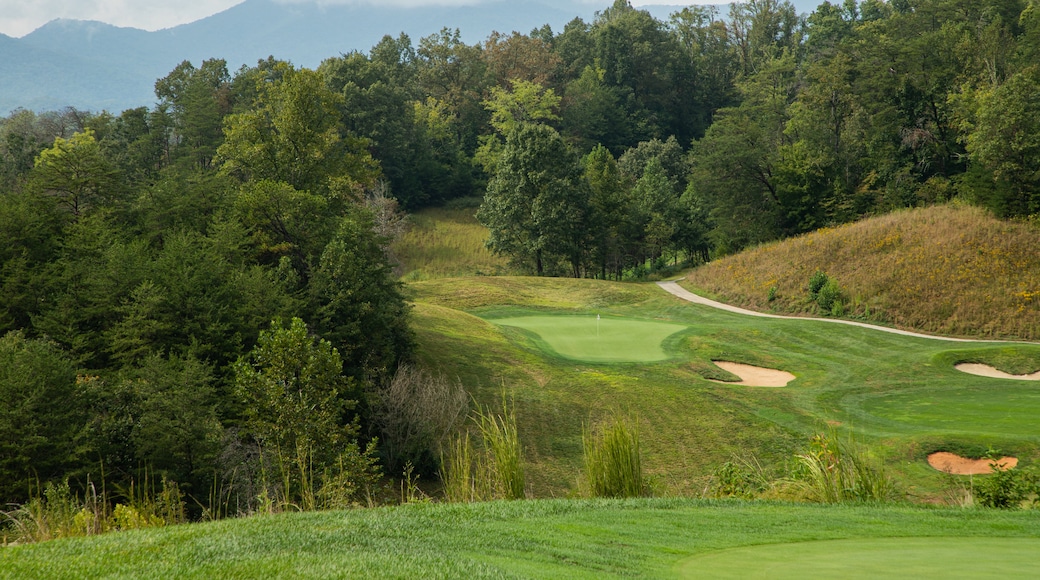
[676,537,1040,579]
[490,315,689,363]
[851,385,1040,437]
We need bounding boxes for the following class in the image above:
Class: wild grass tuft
[581,413,645,498]
[441,395,525,502]
[786,433,896,504]
[1,476,186,544]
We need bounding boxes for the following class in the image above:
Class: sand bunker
[927,452,1018,475]
[955,363,1040,381]
[709,361,795,387]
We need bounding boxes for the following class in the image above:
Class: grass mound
[683,204,1040,340]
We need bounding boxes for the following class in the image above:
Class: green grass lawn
[489,314,690,363]
[409,276,1040,499]
[4,499,1040,579]
[677,536,1040,579]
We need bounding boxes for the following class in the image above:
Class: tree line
[1,0,1039,513]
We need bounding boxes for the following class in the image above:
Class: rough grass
[392,207,511,280]
[683,204,1040,340]
[5,499,1040,578]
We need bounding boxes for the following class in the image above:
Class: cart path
[657,280,1035,344]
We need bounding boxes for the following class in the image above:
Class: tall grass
[789,433,895,504]
[582,414,645,498]
[2,476,186,545]
[441,396,526,501]
[684,204,1040,339]
[392,208,511,280]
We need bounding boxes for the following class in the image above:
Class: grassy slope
[683,204,1040,340]
[392,207,511,281]
[5,499,1040,578]
[409,276,1040,501]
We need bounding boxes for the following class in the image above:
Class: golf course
[5,207,1040,577]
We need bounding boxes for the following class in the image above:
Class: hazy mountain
[0,0,820,114]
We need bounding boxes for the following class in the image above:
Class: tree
[126,354,222,494]
[478,123,590,276]
[218,64,379,197]
[309,208,413,386]
[154,59,232,169]
[27,129,123,219]
[961,67,1040,216]
[233,317,356,506]
[584,144,631,279]
[0,331,84,503]
[476,80,561,174]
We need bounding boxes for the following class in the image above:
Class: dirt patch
[927,451,1018,475]
[955,363,1040,381]
[708,361,795,387]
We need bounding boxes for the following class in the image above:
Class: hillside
[682,205,1040,341]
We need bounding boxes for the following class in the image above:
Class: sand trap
[927,451,1018,475]
[709,361,795,387]
[955,363,1040,381]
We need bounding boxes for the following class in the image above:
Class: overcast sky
[0,0,716,38]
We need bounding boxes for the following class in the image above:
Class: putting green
[677,537,1040,579]
[852,385,1040,437]
[490,315,688,363]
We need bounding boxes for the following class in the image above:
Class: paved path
[657,280,1035,344]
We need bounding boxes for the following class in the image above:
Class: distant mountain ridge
[0,0,818,114]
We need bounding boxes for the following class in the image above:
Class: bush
[706,460,767,499]
[808,270,829,299]
[975,463,1038,509]
[816,278,843,312]
[373,365,467,477]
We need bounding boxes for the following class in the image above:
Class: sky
[0,0,717,38]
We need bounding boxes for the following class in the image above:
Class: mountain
[0,0,821,115]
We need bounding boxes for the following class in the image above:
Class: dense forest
[1,0,1039,516]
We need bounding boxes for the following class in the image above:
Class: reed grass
[582,414,645,498]
[440,397,526,502]
[787,433,895,504]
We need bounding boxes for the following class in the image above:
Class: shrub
[373,365,467,477]
[974,462,1038,509]
[816,278,844,313]
[706,459,767,499]
[582,414,645,498]
[808,270,828,299]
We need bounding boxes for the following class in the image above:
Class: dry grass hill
[683,204,1040,340]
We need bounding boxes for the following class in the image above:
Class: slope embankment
[682,205,1040,340]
